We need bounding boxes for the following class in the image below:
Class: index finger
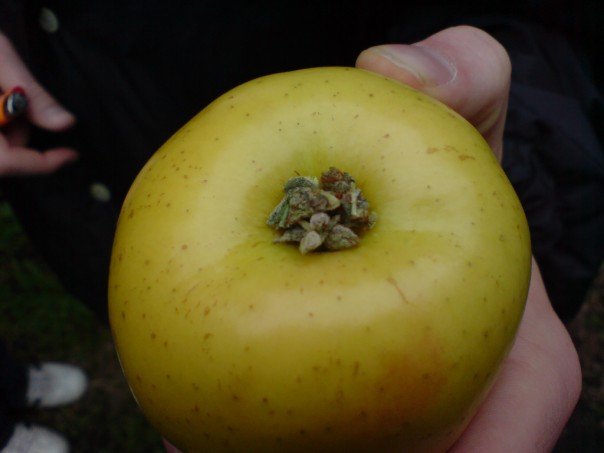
[0,32,75,130]
[0,32,39,92]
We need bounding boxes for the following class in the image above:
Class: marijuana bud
[268,168,377,253]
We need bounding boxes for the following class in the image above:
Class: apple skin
[109,67,531,452]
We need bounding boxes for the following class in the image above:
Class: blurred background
[0,196,602,452]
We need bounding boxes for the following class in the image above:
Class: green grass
[0,201,163,453]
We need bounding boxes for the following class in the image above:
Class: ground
[0,199,601,452]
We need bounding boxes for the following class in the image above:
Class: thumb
[0,32,75,131]
[356,26,510,160]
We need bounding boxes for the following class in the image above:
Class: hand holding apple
[112,26,581,452]
[356,26,581,452]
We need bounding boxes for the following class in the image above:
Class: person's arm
[357,26,582,452]
[0,31,77,176]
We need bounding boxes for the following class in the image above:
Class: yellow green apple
[109,67,531,452]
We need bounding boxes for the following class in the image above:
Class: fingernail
[372,44,456,86]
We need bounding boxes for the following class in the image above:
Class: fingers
[0,32,75,131]
[0,133,77,176]
[450,260,582,452]
[0,146,78,175]
[0,32,77,175]
[356,26,511,160]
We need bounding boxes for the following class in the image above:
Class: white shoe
[25,363,87,408]
[1,424,69,453]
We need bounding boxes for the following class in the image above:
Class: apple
[109,67,531,452]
